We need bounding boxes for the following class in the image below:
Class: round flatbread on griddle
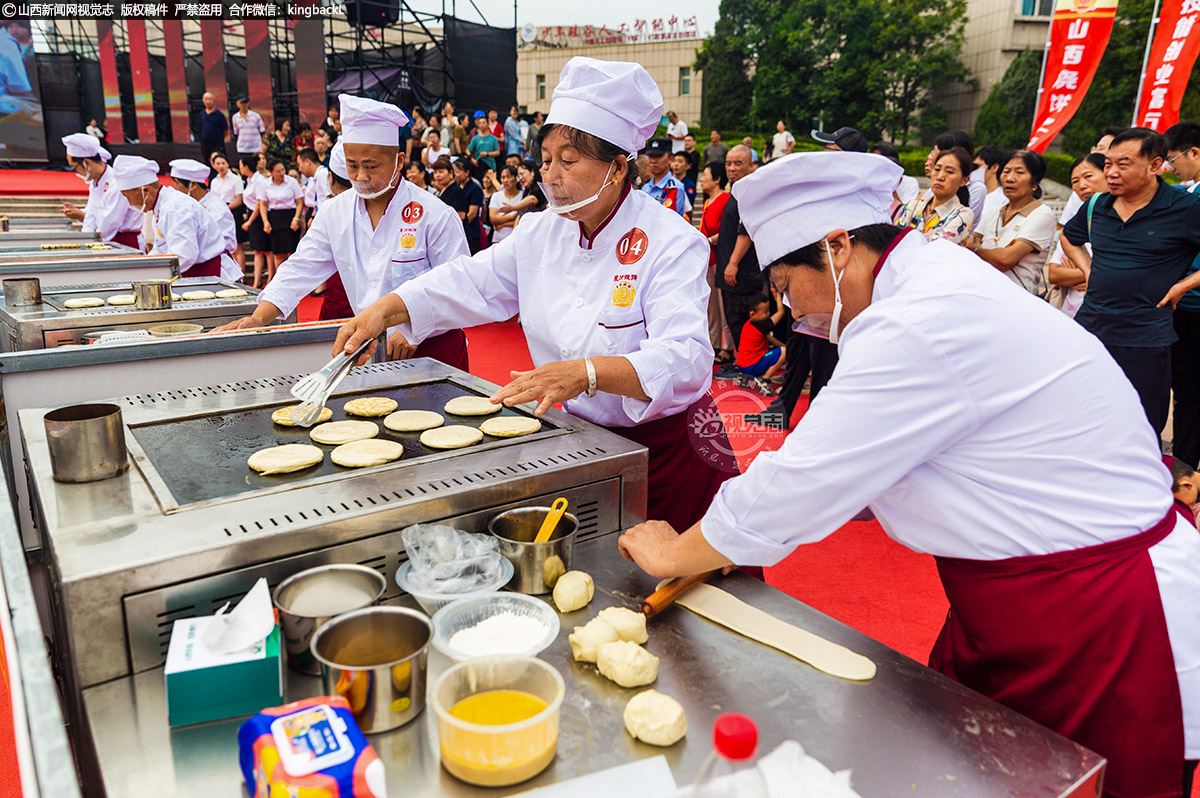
[383,410,445,432]
[331,439,405,468]
[310,420,379,445]
[106,294,136,306]
[247,444,324,475]
[271,405,333,427]
[343,396,399,417]
[444,396,502,416]
[215,288,248,299]
[64,297,104,309]
[181,290,215,301]
[481,416,542,438]
[420,425,484,449]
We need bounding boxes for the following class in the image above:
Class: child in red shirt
[736,290,787,392]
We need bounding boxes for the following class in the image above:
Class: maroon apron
[929,509,1184,797]
[413,330,469,372]
[111,229,141,249]
[316,273,354,321]
[182,255,222,278]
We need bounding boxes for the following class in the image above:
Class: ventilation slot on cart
[127,375,299,405]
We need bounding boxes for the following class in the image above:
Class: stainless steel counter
[0,231,99,246]
[81,537,1103,797]
[0,242,141,262]
[0,254,178,287]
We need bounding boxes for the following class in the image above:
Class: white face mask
[790,238,846,344]
[539,159,626,216]
[136,188,149,214]
[351,157,400,200]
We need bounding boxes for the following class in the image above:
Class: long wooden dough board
[672,582,876,682]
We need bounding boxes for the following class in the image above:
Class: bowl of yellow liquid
[433,655,565,787]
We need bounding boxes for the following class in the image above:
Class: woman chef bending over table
[335,57,733,533]
[618,151,1200,797]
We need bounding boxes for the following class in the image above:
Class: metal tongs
[287,339,373,427]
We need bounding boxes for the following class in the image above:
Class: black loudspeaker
[345,0,398,27]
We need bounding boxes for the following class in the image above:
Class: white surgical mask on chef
[540,157,627,215]
[351,157,400,200]
[137,188,149,214]
[790,237,848,345]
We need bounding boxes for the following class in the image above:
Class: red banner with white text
[1028,0,1120,153]
[1134,0,1200,131]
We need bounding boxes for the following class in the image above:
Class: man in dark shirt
[682,134,700,184]
[716,144,762,351]
[199,91,228,166]
[452,158,484,253]
[431,156,468,222]
[1061,127,1200,436]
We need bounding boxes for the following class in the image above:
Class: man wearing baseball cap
[811,126,870,153]
[641,137,691,219]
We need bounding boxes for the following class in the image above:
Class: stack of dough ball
[623,690,687,747]
[343,396,399,417]
[444,396,502,416]
[384,410,444,432]
[597,640,658,687]
[553,571,594,613]
[568,616,620,663]
[271,405,332,426]
[247,443,324,475]
[597,607,648,644]
[331,439,404,468]
[310,420,379,445]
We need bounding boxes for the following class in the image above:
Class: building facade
[516,23,704,125]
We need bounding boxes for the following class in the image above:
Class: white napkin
[201,578,275,654]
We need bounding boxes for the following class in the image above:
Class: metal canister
[131,280,172,309]
[3,278,41,307]
[489,507,579,595]
[310,606,431,734]
[272,563,387,675]
[43,403,129,483]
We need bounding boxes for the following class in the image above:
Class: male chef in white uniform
[59,133,144,249]
[617,151,1200,797]
[216,94,470,369]
[168,158,241,282]
[112,154,238,280]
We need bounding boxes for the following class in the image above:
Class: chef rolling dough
[310,420,379,445]
[443,396,502,416]
[331,439,404,468]
[271,405,333,426]
[420,425,483,450]
[384,410,444,432]
[64,297,104,309]
[247,444,324,475]
[598,640,658,687]
[623,690,686,746]
[553,571,593,613]
[343,396,399,417]
[597,607,648,644]
[480,416,541,438]
[568,616,619,663]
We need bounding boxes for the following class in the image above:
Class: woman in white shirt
[257,157,305,281]
[208,152,246,272]
[967,150,1057,294]
[487,164,522,244]
[892,147,974,244]
[239,153,272,288]
[1046,153,1107,318]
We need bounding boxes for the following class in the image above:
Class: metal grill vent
[127,375,298,405]
[352,361,417,374]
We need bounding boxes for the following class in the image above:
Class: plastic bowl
[433,655,565,787]
[431,593,560,663]
[395,557,514,615]
[147,323,203,338]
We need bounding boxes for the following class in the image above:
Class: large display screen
[0,17,48,161]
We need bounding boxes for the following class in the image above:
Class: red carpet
[0,622,18,798]
[2,169,87,196]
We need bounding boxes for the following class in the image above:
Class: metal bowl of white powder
[431,593,560,663]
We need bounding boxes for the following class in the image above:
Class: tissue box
[164,616,284,728]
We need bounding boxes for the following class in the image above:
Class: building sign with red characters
[521,17,699,49]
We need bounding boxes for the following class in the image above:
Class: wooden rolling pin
[641,570,717,618]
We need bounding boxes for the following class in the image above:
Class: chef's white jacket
[150,186,236,277]
[393,187,714,427]
[81,165,143,243]
[701,231,1200,753]
[258,178,468,320]
[198,192,242,282]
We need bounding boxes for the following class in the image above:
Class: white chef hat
[329,140,348,181]
[338,94,409,147]
[546,57,663,156]
[61,132,110,161]
[732,152,903,268]
[111,154,161,192]
[168,158,211,184]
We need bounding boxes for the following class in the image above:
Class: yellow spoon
[533,497,569,544]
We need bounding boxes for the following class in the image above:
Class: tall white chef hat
[111,154,161,192]
[732,152,903,268]
[61,132,111,162]
[168,158,211,184]
[546,57,663,156]
[338,94,409,147]
[329,141,348,181]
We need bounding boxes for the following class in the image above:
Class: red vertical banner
[1028,0,1120,153]
[292,18,328,134]
[162,22,190,143]
[243,20,274,134]
[96,20,124,144]
[125,20,156,143]
[1134,0,1200,131]
[201,20,229,117]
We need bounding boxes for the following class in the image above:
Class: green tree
[972,48,1042,149]
[695,0,774,130]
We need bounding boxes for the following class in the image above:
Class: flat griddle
[40,281,236,312]
[128,378,563,508]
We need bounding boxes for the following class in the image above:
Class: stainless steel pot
[43,403,129,483]
[489,507,579,595]
[3,278,41,307]
[272,563,387,675]
[131,280,173,309]
[310,606,431,734]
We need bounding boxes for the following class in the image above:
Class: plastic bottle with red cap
[692,713,767,796]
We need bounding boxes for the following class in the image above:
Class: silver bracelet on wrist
[584,357,597,398]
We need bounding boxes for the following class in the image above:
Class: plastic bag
[400,524,504,593]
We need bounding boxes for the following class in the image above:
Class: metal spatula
[288,339,372,427]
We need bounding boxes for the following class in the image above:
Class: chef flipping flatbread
[617,151,1200,797]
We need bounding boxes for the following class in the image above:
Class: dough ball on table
[542,555,566,589]
[598,607,648,644]
[597,640,658,688]
[64,297,104,309]
[181,290,215,301]
[384,410,444,432]
[247,444,324,475]
[420,425,483,449]
[568,617,619,663]
[215,288,248,299]
[553,571,594,613]
[106,294,135,306]
[343,396,399,417]
[623,690,686,747]
[331,439,404,468]
[271,405,332,426]
[310,420,379,445]
[443,396,502,416]
[480,416,541,438]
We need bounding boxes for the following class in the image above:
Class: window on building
[679,67,691,95]
[536,74,546,101]
[1020,0,1054,15]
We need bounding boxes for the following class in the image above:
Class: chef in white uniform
[617,151,1200,797]
[333,57,736,535]
[216,94,471,369]
[59,133,144,249]
[168,158,241,282]
[112,154,237,279]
